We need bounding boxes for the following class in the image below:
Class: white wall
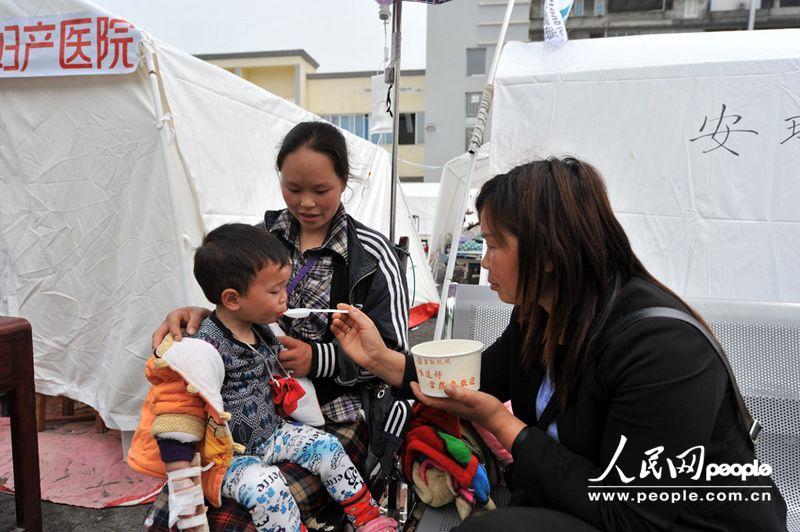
[424,1,531,182]
[709,0,748,10]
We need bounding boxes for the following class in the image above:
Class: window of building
[608,0,665,12]
[594,0,606,15]
[573,0,585,16]
[355,115,367,139]
[370,132,393,145]
[467,48,486,76]
[321,114,370,141]
[365,113,424,145]
[466,92,481,118]
[781,0,800,6]
[398,112,416,145]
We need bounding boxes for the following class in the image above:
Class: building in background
[198,51,427,181]
[423,0,531,182]
[528,0,800,39]
[422,0,800,183]
[310,70,426,182]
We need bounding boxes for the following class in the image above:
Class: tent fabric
[0,237,8,315]
[0,0,437,430]
[153,38,438,315]
[436,30,800,303]
[401,182,440,238]
[428,144,491,262]
[1,61,182,429]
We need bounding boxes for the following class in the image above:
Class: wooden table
[0,317,43,532]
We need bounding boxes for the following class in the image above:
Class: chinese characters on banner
[0,11,140,78]
[690,103,800,156]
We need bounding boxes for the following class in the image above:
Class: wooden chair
[34,394,106,433]
[0,316,43,532]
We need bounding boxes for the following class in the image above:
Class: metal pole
[433,0,516,341]
[747,0,757,30]
[389,0,403,244]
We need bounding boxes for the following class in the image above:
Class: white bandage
[165,454,210,531]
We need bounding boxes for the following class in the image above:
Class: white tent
[400,182,440,238]
[435,30,800,302]
[0,0,438,430]
[428,144,491,263]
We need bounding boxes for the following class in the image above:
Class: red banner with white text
[0,11,140,78]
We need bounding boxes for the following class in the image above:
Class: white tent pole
[389,0,403,243]
[143,43,193,304]
[433,0,515,341]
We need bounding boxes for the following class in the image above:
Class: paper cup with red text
[411,339,483,397]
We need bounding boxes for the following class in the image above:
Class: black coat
[403,275,787,531]
[263,209,409,406]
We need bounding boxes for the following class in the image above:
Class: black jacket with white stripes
[264,209,410,406]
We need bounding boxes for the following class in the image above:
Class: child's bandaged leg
[221,455,304,532]
[263,422,381,527]
[166,454,209,531]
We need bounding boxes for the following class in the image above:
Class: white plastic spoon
[282,308,350,319]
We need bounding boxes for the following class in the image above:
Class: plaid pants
[142,417,368,532]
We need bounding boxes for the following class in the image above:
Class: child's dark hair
[194,223,289,304]
[277,121,350,185]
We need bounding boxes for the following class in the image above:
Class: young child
[128,223,396,532]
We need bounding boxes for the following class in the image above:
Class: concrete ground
[0,497,147,532]
[0,318,436,531]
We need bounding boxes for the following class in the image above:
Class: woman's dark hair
[276,121,350,185]
[476,157,709,408]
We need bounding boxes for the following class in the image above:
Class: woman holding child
[330,157,788,531]
[131,224,395,531]
[146,122,408,530]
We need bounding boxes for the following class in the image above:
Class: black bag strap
[598,307,761,443]
[535,306,761,444]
